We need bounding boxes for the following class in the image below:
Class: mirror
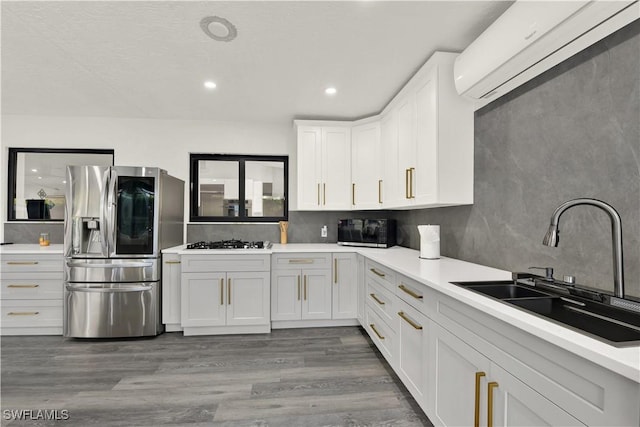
[8,148,114,221]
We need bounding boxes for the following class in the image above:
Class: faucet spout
[543,198,624,298]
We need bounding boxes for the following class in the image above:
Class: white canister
[418,225,440,259]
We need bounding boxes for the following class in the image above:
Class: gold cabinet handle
[488,381,499,427]
[288,259,313,264]
[317,183,321,206]
[227,278,231,305]
[398,284,423,300]
[405,169,410,199]
[474,372,486,427]
[8,312,39,316]
[334,258,338,284]
[398,311,423,330]
[7,284,39,288]
[165,260,181,264]
[369,268,385,278]
[370,293,385,305]
[369,323,385,340]
[352,183,356,205]
[304,275,308,300]
[297,276,301,301]
[7,261,39,265]
[323,183,326,205]
[409,167,415,198]
[220,278,224,305]
[378,179,382,204]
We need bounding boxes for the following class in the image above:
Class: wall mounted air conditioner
[454,0,639,104]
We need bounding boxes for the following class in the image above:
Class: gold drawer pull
[488,381,499,427]
[334,258,338,284]
[165,260,181,264]
[323,183,326,205]
[352,183,356,205]
[8,284,40,288]
[220,278,224,305]
[405,168,410,199]
[369,268,385,278]
[304,275,308,300]
[378,179,382,204]
[398,311,422,330]
[474,372,486,427]
[288,259,313,264]
[317,183,321,206]
[7,261,39,265]
[398,284,423,300]
[369,323,385,340]
[297,276,301,301]
[228,278,231,305]
[409,167,415,199]
[8,311,39,316]
[370,293,385,305]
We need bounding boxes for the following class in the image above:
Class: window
[7,148,114,221]
[190,154,288,222]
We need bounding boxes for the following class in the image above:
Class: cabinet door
[181,272,226,327]
[297,126,322,210]
[397,95,416,204]
[351,122,382,209]
[161,254,181,325]
[301,269,332,320]
[331,253,357,319]
[396,299,429,408]
[226,271,270,326]
[380,111,402,208]
[429,323,491,427]
[321,127,351,210]
[356,254,365,324]
[413,68,438,205]
[271,270,302,321]
[489,363,584,427]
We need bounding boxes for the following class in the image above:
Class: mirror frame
[7,147,115,221]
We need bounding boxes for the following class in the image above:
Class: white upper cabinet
[296,124,351,211]
[295,51,474,211]
[351,122,382,209]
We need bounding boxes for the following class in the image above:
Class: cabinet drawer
[1,299,63,328]
[366,276,398,331]
[365,304,396,366]
[182,255,270,272]
[1,254,63,274]
[1,273,63,300]
[272,253,331,270]
[395,273,436,314]
[365,259,395,288]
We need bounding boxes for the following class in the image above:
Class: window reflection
[8,149,114,221]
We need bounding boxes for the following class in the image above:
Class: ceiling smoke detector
[200,16,237,42]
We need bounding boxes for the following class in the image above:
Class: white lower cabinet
[331,253,357,319]
[161,253,182,331]
[429,323,583,427]
[1,253,63,335]
[180,254,270,336]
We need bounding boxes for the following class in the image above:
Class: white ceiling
[1,1,512,124]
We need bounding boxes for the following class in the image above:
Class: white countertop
[0,243,64,255]
[164,243,640,382]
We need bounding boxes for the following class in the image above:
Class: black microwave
[337,219,396,248]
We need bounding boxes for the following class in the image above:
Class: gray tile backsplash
[5,22,638,300]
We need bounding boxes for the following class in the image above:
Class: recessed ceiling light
[37,176,42,180]
[200,16,237,42]
[325,87,337,96]
[62,180,67,184]
[31,169,38,172]
[204,81,217,90]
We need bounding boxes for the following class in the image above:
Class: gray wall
[393,21,640,298]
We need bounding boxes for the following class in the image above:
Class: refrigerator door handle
[66,261,153,268]
[100,168,111,256]
[66,284,153,293]
[106,168,118,256]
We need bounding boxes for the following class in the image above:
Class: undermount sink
[451,280,640,347]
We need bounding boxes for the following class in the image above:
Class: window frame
[7,147,115,222]
[189,153,289,223]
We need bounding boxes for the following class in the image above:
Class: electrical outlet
[321,225,328,238]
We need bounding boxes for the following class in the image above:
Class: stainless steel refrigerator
[64,166,184,338]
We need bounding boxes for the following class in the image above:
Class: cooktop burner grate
[186,240,265,250]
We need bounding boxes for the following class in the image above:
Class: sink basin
[451,280,640,347]
[510,297,640,345]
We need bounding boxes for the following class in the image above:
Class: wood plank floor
[1,327,433,426]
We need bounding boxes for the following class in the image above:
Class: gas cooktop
[186,240,270,250]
